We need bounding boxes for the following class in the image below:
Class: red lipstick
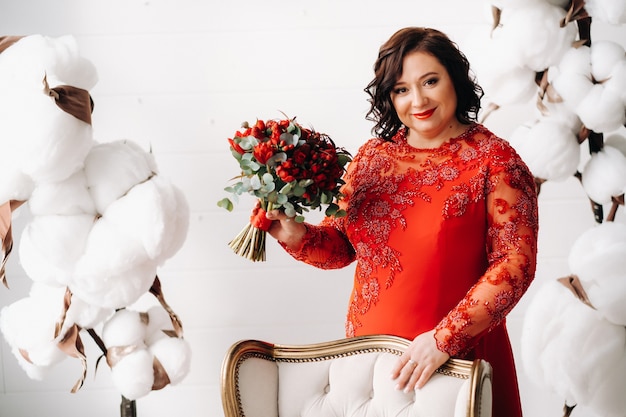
[413,108,435,119]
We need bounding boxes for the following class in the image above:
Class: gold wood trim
[468,359,493,417]
[220,335,487,417]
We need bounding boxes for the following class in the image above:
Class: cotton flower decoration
[550,41,626,133]
[568,221,626,326]
[549,46,594,110]
[0,33,190,400]
[604,133,626,156]
[492,2,577,72]
[0,283,72,380]
[509,119,580,181]
[475,50,537,106]
[576,84,626,134]
[584,0,626,25]
[521,279,626,416]
[581,145,626,204]
[102,308,191,400]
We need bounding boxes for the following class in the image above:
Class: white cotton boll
[145,306,175,346]
[586,356,626,416]
[563,315,626,411]
[149,337,191,385]
[550,71,594,111]
[604,134,626,157]
[74,213,150,276]
[110,349,154,400]
[590,40,625,82]
[557,46,592,76]
[0,35,97,91]
[581,146,626,204]
[576,84,626,133]
[44,35,98,91]
[508,123,531,151]
[0,284,69,379]
[568,221,626,325]
[101,309,147,348]
[568,222,626,282]
[535,101,582,135]
[521,280,577,397]
[71,261,157,310]
[0,35,56,90]
[585,0,626,25]
[71,211,158,308]
[585,273,626,326]
[65,294,114,330]
[521,280,626,408]
[0,169,34,204]
[105,175,190,263]
[510,120,579,181]
[84,140,158,215]
[485,65,537,106]
[29,170,96,216]
[0,91,94,184]
[604,60,626,107]
[19,214,94,287]
[471,33,536,106]
[496,3,577,72]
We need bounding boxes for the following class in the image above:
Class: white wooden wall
[0,1,624,416]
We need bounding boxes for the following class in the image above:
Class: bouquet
[218,116,352,261]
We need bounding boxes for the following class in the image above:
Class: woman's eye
[393,87,408,94]
[424,78,439,86]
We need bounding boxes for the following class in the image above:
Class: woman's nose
[411,89,427,106]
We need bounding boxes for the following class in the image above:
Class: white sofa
[221,335,492,417]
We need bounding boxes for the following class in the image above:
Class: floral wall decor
[0,34,191,408]
[474,1,626,416]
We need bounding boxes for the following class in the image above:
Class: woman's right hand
[262,206,307,250]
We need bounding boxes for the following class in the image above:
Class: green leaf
[338,154,351,167]
[334,209,347,217]
[293,185,306,197]
[279,183,292,194]
[295,215,305,223]
[325,203,340,216]
[217,198,234,211]
[276,193,288,204]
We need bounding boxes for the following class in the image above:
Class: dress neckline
[393,123,479,152]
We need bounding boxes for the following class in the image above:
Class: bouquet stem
[228,201,272,262]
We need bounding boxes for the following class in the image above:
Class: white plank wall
[0,1,624,416]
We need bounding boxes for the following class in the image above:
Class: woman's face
[390,51,459,147]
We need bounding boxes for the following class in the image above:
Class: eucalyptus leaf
[293,185,306,197]
[280,183,292,194]
[217,198,234,211]
[276,193,288,204]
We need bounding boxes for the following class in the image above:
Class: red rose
[253,142,275,165]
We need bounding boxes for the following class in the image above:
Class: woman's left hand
[391,329,450,392]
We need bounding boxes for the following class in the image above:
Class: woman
[264,27,538,417]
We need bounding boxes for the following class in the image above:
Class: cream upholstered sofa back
[221,335,492,417]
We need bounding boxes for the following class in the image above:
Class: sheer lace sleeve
[434,149,539,357]
[281,220,356,269]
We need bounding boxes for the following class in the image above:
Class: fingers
[265,209,289,222]
[393,358,439,392]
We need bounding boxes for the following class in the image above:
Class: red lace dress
[283,124,538,417]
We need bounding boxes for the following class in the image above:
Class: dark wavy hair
[364,27,484,141]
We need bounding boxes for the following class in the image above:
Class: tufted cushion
[221,335,492,417]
